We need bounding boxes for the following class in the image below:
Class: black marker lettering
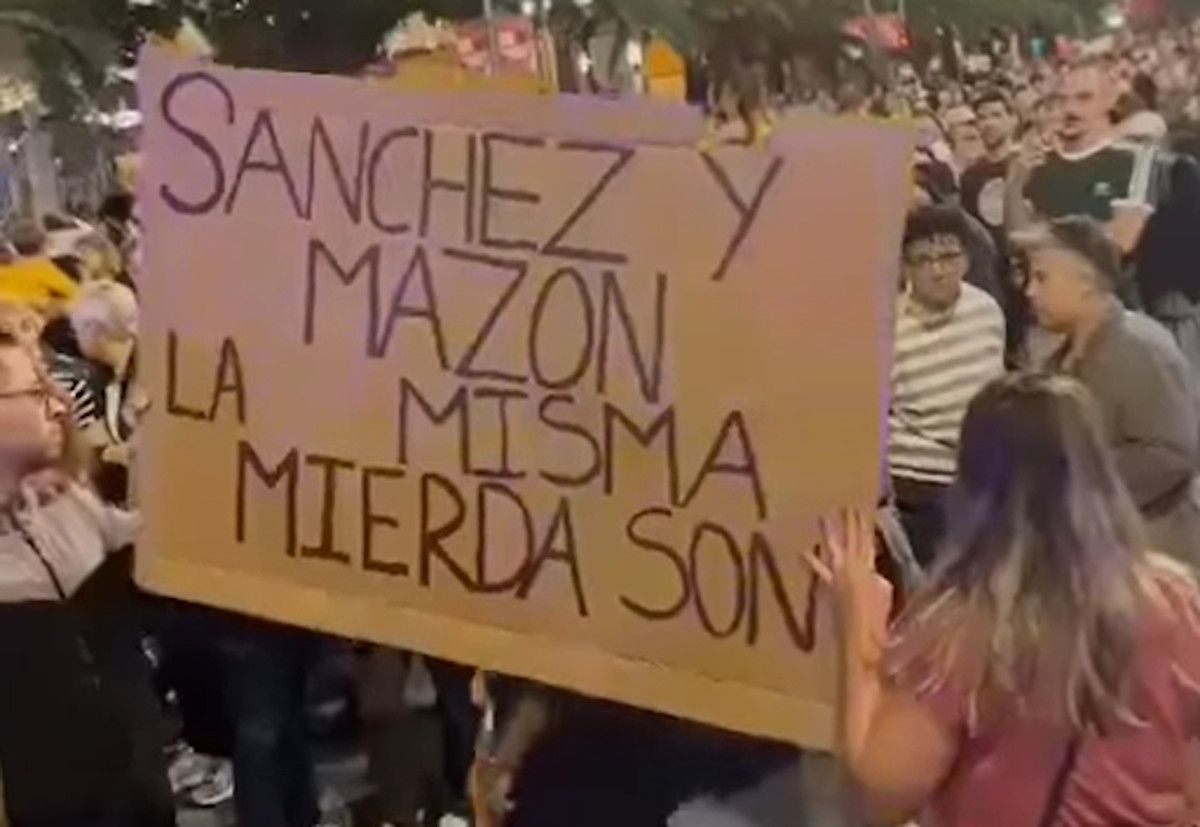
[443,247,528,384]
[747,536,819,652]
[700,153,784,281]
[165,330,207,420]
[542,141,634,264]
[299,454,354,565]
[603,403,679,505]
[236,441,298,558]
[374,245,449,368]
[418,472,473,590]
[367,127,418,235]
[689,522,746,639]
[304,238,381,354]
[225,108,304,218]
[537,395,601,489]
[306,116,369,223]
[420,129,477,243]
[620,507,690,620]
[475,482,534,593]
[362,466,408,577]
[517,498,589,617]
[480,132,544,252]
[158,71,233,215]
[529,267,594,391]
[681,411,767,520]
[471,387,527,480]
[208,337,247,424]
[398,379,470,474]
[598,270,666,404]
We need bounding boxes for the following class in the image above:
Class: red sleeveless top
[886,569,1200,826]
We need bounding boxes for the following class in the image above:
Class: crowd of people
[883,34,1200,568]
[871,21,1200,827]
[1,14,1200,827]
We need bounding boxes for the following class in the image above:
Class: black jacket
[0,551,173,827]
[1135,149,1200,310]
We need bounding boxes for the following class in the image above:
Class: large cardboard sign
[137,50,911,748]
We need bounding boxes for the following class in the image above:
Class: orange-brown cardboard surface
[136,49,913,749]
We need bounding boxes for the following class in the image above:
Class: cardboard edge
[136,46,706,148]
[138,554,835,751]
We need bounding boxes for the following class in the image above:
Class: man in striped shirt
[891,206,1006,565]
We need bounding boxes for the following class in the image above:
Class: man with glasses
[891,206,1006,565]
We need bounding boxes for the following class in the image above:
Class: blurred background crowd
[2,1,1200,827]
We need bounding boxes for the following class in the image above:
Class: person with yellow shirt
[0,220,80,316]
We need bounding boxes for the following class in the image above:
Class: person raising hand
[809,374,1200,826]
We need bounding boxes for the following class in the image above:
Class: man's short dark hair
[903,205,971,254]
[973,87,1013,114]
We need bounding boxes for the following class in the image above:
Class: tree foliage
[0,5,117,120]
[198,0,395,73]
[0,0,1112,97]
[199,0,533,74]
[903,0,1092,42]
[0,0,526,79]
[600,0,1103,53]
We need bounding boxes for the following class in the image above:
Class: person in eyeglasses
[890,206,1006,566]
[0,328,174,826]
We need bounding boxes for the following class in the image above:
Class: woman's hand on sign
[804,509,893,668]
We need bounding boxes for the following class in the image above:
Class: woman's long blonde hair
[895,373,1161,733]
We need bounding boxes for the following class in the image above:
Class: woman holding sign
[809,373,1200,825]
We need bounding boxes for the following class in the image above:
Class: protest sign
[136,49,912,749]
